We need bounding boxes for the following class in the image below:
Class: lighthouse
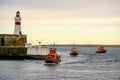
[14,11,22,35]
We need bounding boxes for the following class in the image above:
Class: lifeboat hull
[44,63,58,66]
[70,53,79,57]
[96,50,107,53]
[44,60,58,66]
[44,55,61,66]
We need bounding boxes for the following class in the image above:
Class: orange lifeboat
[96,46,107,53]
[45,47,61,65]
[70,47,79,57]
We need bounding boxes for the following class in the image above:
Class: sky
[0,0,120,45]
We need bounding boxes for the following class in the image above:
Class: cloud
[1,0,120,19]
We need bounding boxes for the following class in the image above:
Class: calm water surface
[0,46,120,80]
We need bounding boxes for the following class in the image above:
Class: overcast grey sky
[0,0,120,18]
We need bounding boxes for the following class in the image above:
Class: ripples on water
[0,46,120,80]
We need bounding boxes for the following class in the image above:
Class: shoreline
[42,44,120,47]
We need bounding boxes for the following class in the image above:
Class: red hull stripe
[15,22,21,25]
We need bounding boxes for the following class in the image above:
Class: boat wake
[61,54,89,64]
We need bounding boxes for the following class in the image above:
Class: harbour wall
[0,47,47,60]
[0,34,47,60]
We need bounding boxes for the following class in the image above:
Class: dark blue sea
[0,46,120,80]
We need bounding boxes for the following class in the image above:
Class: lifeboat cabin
[96,46,107,53]
[70,47,79,57]
[45,47,61,65]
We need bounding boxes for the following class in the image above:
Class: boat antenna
[53,42,56,48]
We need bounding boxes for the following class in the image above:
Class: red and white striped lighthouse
[14,11,22,35]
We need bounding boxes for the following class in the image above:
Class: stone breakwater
[0,47,47,60]
[0,55,46,60]
[0,55,61,61]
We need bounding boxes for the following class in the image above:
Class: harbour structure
[0,34,27,56]
[0,11,27,57]
[0,11,47,60]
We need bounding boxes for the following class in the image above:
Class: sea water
[0,46,120,80]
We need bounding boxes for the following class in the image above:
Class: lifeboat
[44,47,61,66]
[70,47,79,57]
[96,47,107,53]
